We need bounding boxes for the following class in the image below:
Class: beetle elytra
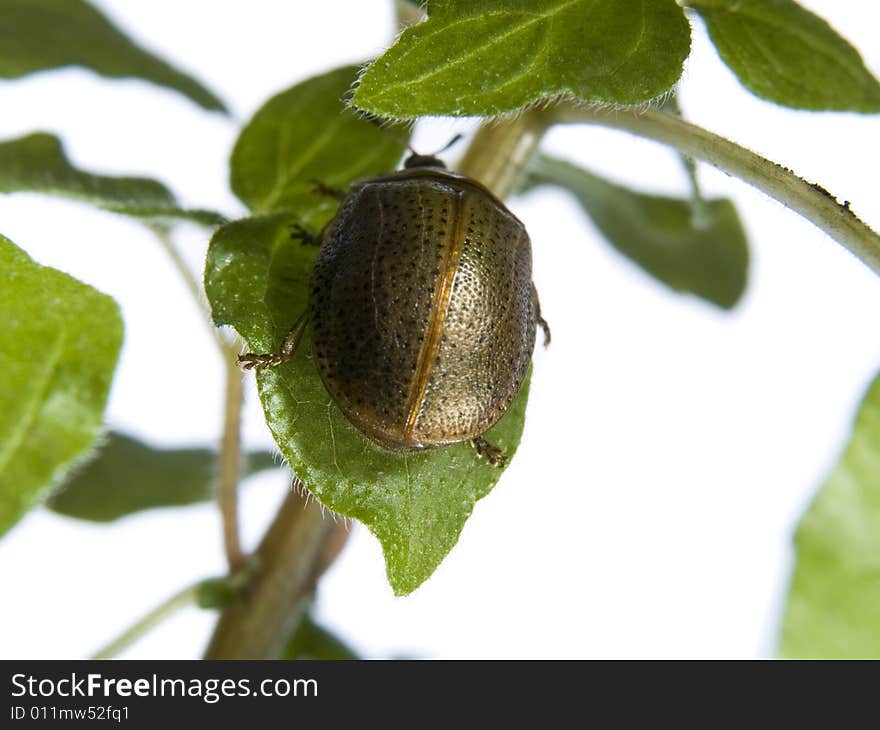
[240,149,549,467]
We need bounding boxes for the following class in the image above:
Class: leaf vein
[0,331,66,480]
[372,0,582,98]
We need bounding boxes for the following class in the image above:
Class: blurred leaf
[0,0,226,111]
[353,0,691,118]
[196,578,242,610]
[204,214,530,595]
[688,0,880,112]
[282,613,358,660]
[779,372,880,658]
[231,65,407,230]
[0,234,122,537]
[0,132,226,226]
[195,565,257,610]
[45,431,279,522]
[526,155,749,309]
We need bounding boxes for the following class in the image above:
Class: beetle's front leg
[239,311,308,371]
[289,223,322,247]
[309,179,347,201]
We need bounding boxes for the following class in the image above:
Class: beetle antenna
[430,133,464,156]
[367,115,463,159]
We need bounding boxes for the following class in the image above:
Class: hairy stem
[91,583,200,659]
[203,481,335,659]
[549,105,880,275]
[457,111,551,198]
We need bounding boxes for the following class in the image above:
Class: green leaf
[526,155,749,309]
[352,0,691,118]
[44,431,278,522]
[282,613,359,660]
[0,132,226,227]
[687,0,880,112]
[204,215,530,595]
[195,566,256,610]
[231,65,408,229]
[217,67,528,594]
[779,372,880,658]
[0,234,122,537]
[0,0,226,112]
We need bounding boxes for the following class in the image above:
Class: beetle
[240,146,549,467]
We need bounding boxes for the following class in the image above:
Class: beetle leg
[532,285,551,347]
[470,436,506,468]
[309,179,347,201]
[289,223,322,247]
[239,312,308,371]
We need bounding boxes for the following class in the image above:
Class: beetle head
[403,134,463,170]
[403,153,447,169]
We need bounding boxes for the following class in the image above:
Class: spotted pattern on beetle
[238,152,545,465]
[309,167,536,453]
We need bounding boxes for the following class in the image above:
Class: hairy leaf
[231,65,407,229]
[215,65,530,594]
[0,0,225,111]
[688,0,880,112]
[0,234,122,537]
[45,432,279,522]
[779,372,880,658]
[0,132,226,226]
[282,613,358,660]
[353,0,691,118]
[205,215,530,595]
[527,156,748,309]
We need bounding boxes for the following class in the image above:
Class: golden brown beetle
[240,148,549,467]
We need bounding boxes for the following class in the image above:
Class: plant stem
[457,111,551,198]
[152,183,335,658]
[549,105,880,275]
[395,0,424,30]
[203,480,336,659]
[91,583,200,659]
[200,114,548,659]
[153,225,240,358]
[153,225,205,308]
[152,225,246,571]
[219,352,245,570]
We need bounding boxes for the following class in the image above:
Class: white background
[1,1,879,659]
